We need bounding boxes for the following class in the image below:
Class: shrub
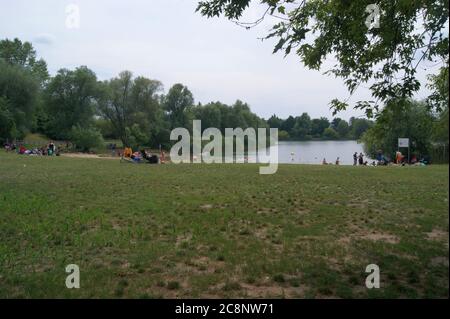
[70,126,104,152]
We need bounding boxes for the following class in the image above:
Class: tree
[164,83,194,129]
[291,113,311,140]
[336,120,350,139]
[311,117,330,137]
[349,117,373,140]
[98,71,164,147]
[0,97,15,141]
[427,65,449,146]
[323,127,339,140]
[44,66,101,140]
[189,100,266,135]
[191,102,223,131]
[427,66,449,113]
[433,108,449,145]
[280,115,295,133]
[0,60,39,141]
[0,38,48,141]
[197,0,449,116]
[267,114,283,128]
[331,118,343,130]
[362,100,434,159]
[0,38,49,86]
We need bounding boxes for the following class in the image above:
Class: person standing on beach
[358,153,364,165]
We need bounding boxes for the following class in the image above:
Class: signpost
[398,138,410,163]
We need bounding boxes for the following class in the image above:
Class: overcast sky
[0,0,439,120]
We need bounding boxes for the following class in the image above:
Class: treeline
[0,38,374,151]
[267,114,372,141]
[5,37,447,160]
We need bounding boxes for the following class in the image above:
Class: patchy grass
[0,151,448,298]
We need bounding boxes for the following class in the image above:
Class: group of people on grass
[3,141,59,156]
[322,157,341,165]
[322,154,364,166]
[321,150,430,166]
[122,147,165,164]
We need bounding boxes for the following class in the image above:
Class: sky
[0,0,440,121]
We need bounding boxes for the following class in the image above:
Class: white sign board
[398,138,409,148]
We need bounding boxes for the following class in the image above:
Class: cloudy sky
[0,0,438,120]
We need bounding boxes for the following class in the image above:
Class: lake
[273,140,368,165]
[245,140,368,165]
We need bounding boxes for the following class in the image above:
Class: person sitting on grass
[123,147,133,158]
[19,145,26,155]
[322,158,328,165]
[140,149,159,164]
[140,149,151,162]
[131,151,142,163]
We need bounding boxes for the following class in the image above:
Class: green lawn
[0,151,448,298]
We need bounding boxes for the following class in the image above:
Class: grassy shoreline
[0,151,448,298]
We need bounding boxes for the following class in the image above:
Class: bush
[70,126,104,152]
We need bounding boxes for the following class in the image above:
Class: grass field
[0,151,448,298]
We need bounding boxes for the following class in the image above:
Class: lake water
[270,140,368,165]
[245,140,368,165]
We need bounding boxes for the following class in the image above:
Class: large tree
[98,71,164,148]
[0,38,48,141]
[164,83,194,129]
[0,38,49,86]
[362,100,434,158]
[44,66,101,140]
[197,0,449,116]
[311,117,330,137]
[0,60,39,141]
[292,112,312,139]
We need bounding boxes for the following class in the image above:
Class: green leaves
[44,66,101,140]
[0,60,39,141]
[70,125,104,152]
[197,0,449,115]
[98,71,164,148]
[273,37,287,54]
[362,100,436,158]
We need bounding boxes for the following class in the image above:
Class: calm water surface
[248,140,368,165]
